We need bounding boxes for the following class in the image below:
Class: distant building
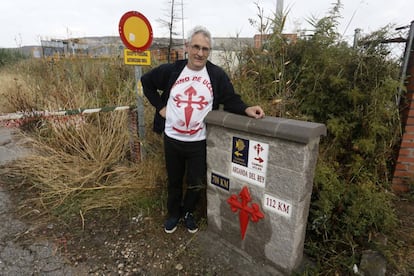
[40,39,88,58]
[37,36,255,69]
[40,40,65,58]
[34,34,297,69]
[253,33,298,49]
[209,37,253,71]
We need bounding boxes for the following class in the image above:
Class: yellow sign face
[119,11,153,52]
[124,49,151,66]
[123,17,150,49]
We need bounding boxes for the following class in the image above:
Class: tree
[157,0,184,63]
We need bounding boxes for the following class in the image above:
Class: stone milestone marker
[205,111,326,274]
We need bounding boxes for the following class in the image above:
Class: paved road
[0,127,86,275]
[0,128,25,164]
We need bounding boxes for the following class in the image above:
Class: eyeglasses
[190,44,211,54]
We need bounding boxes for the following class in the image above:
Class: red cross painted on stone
[173,86,208,128]
[227,186,264,240]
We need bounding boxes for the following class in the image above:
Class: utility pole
[167,0,175,63]
[396,21,414,105]
[276,0,284,20]
[353,28,361,49]
[181,0,185,58]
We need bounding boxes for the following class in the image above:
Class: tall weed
[3,58,135,112]
[1,57,166,219]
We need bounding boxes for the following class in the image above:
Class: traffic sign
[124,49,151,66]
[119,11,153,52]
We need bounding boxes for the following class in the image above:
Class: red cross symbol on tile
[227,186,264,240]
[254,143,264,163]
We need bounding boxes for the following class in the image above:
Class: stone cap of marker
[205,110,326,144]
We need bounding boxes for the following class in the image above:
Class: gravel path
[0,127,87,275]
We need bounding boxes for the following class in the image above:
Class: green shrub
[0,48,26,67]
[234,1,403,273]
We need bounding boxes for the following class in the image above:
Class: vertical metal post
[397,21,414,106]
[181,0,186,58]
[134,65,146,161]
[353,28,361,49]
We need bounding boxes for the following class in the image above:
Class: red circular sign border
[119,11,153,52]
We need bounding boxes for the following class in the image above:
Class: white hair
[186,25,214,48]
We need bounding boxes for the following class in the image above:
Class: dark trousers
[164,134,207,218]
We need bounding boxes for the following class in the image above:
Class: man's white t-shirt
[164,66,213,142]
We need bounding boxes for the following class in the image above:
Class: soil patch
[5,172,413,275]
[388,197,414,274]
[3,175,279,275]
[0,126,280,275]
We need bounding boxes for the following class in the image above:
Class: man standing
[141,25,264,234]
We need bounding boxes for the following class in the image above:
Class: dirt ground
[0,127,281,275]
[1,127,413,275]
[1,175,281,276]
[389,197,414,275]
[2,173,414,276]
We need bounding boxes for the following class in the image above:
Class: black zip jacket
[141,59,249,134]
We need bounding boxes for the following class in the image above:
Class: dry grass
[5,111,165,216]
[0,58,166,218]
[0,71,31,113]
[1,58,135,113]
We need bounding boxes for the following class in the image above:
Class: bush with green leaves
[0,48,26,67]
[235,1,402,273]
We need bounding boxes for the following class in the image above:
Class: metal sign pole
[396,21,414,105]
[118,10,153,162]
[135,65,145,161]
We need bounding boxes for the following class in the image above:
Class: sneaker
[184,212,198,233]
[164,216,180,233]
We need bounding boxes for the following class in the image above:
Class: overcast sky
[0,0,412,48]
